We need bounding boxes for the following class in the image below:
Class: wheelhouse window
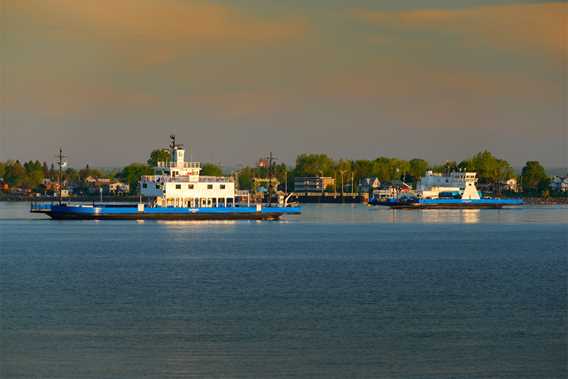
[142,183,147,188]
[188,184,194,189]
[176,184,181,189]
[207,184,213,190]
[220,184,226,189]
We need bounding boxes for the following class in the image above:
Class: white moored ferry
[370,171,523,209]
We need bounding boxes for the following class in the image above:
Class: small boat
[370,171,523,209]
[31,136,302,220]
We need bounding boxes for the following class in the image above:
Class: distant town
[0,148,566,201]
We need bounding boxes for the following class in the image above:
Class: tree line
[0,149,555,195]
[234,150,552,195]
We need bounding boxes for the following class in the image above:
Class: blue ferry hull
[32,204,302,220]
[370,198,523,209]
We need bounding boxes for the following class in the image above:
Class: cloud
[351,2,567,57]
[8,0,308,66]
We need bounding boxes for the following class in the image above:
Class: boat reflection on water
[461,209,481,224]
[388,209,481,224]
[420,209,481,224]
[156,220,239,227]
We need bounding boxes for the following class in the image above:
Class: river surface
[1,202,567,378]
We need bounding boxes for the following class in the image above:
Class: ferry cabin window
[188,184,194,189]
[176,184,181,189]
[207,184,213,190]
[142,183,147,188]
[220,184,226,189]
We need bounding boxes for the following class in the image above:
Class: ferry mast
[56,148,66,205]
[266,152,276,207]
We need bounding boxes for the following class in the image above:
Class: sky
[1,0,567,168]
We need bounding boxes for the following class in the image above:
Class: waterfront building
[107,181,130,194]
[294,176,335,192]
[374,180,411,199]
[359,177,381,193]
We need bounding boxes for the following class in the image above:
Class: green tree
[408,158,429,183]
[370,157,409,182]
[201,163,223,176]
[372,157,392,181]
[0,162,5,179]
[21,160,44,189]
[79,164,103,180]
[294,154,335,177]
[49,163,56,179]
[4,160,26,187]
[64,168,80,185]
[521,161,549,193]
[352,160,374,182]
[458,151,514,189]
[432,161,458,174]
[21,169,43,190]
[272,163,290,190]
[119,163,153,194]
[147,149,171,166]
[236,166,256,190]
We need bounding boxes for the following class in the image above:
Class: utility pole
[266,152,276,207]
[339,169,349,196]
[56,148,67,205]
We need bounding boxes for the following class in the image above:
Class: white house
[550,176,568,192]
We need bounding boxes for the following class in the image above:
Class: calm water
[1,202,567,378]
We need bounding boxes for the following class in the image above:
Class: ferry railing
[156,161,201,169]
[141,175,234,183]
[198,176,234,183]
[30,201,54,212]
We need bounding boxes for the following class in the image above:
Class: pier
[292,192,368,204]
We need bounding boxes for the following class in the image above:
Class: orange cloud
[351,3,567,57]
[8,0,308,66]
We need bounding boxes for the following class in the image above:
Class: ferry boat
[31,137,302,220]
[369,171,523,209]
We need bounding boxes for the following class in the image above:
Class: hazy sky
[1,0,566,168]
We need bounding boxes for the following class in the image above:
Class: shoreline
[1,195,568,205]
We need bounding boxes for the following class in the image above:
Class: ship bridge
[140,136,237,208]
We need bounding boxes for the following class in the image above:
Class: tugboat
[31,136,302,220]
[369,171,523,209]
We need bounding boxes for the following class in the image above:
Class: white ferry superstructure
[370,171,523,209]
[31,136,302,220]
